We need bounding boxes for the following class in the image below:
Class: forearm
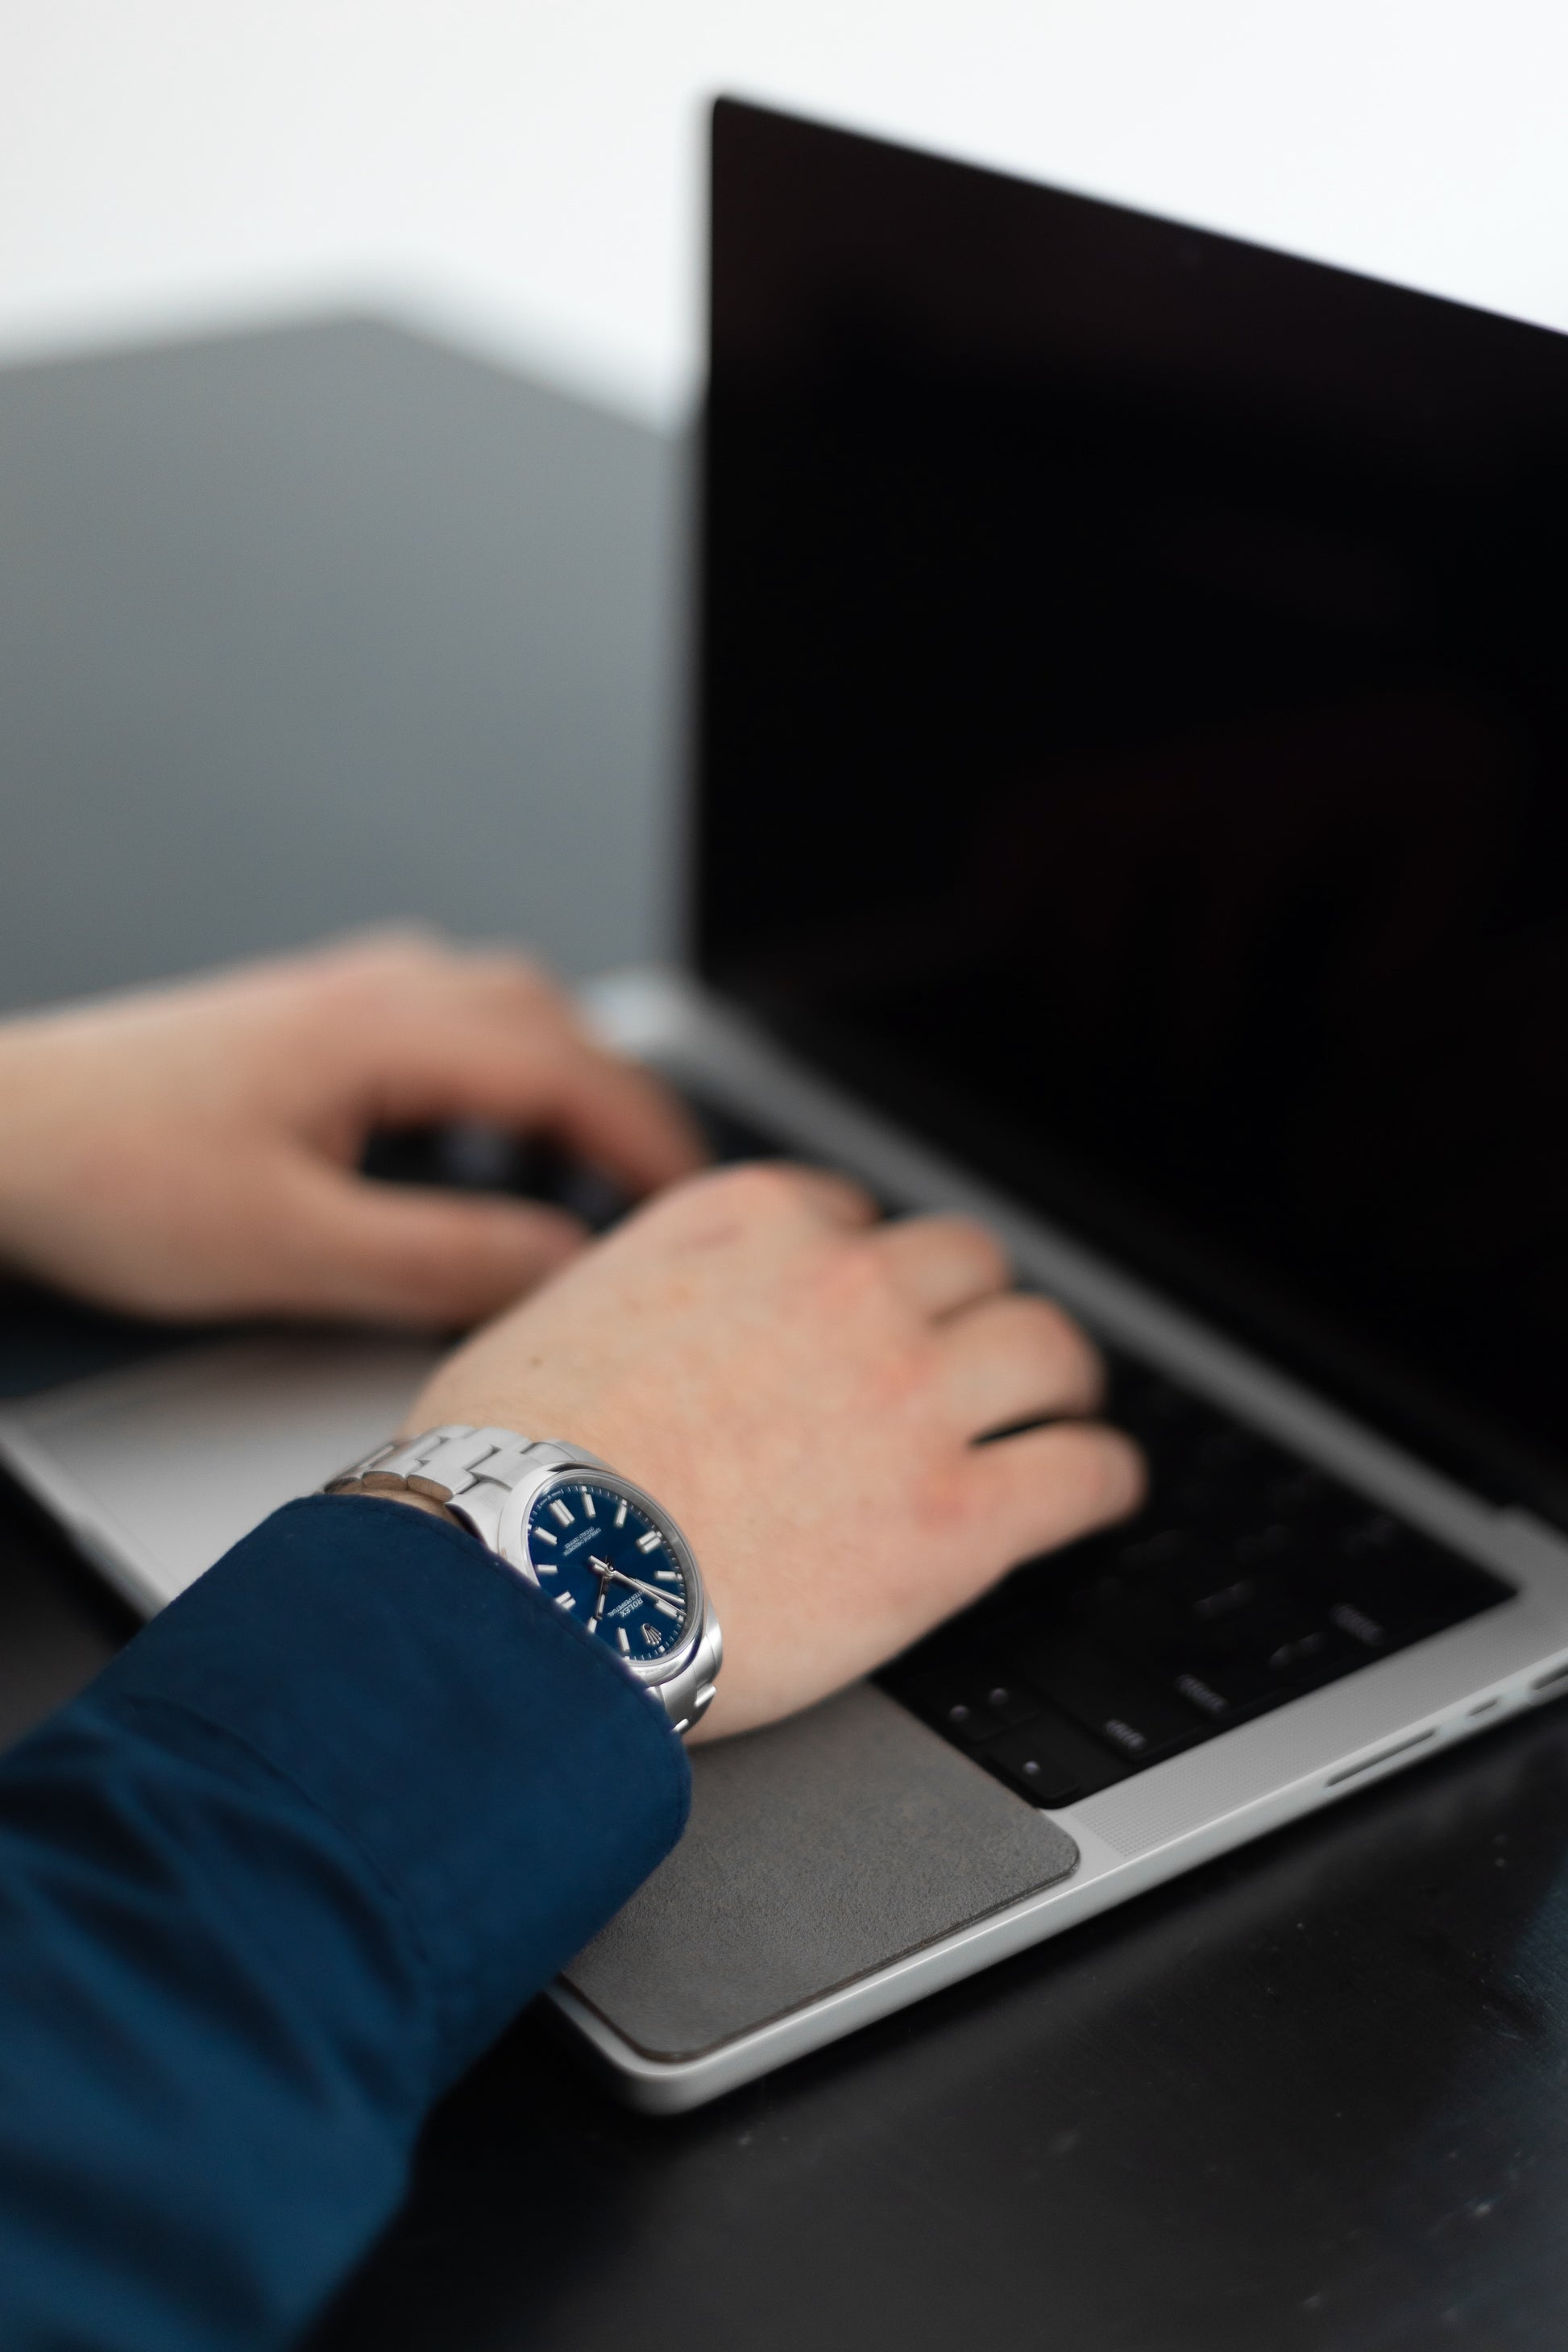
[0,1496,689,2351]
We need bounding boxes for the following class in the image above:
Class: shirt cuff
[89,1493,691,2087]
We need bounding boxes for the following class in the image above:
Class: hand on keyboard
[0,931,704,1325]
[405,1162,1146,1737]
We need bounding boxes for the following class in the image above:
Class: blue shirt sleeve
[0,1493,691,2352]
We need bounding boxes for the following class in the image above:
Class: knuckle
[1014,1290,1076,1344]
[817,1228,894,1314]
[990,1292,1057,1360]
[476,946,554,998]
[645,1158,801,1245]
[706,1159,803,1216]
[314,935,438,1014]
[1064,1423,1143,1516]
[1020,1294,1101,1380]
[990,1423,1143,1555]
[917,1458,986,1543]
[340,928,442,978]
[949,1215,1010,1279]
[1103,1427,1147,1508]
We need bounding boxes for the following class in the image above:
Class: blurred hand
[409,1163,1143,1736]
[0,933,703,1324]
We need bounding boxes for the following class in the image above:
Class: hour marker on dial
[555,1592,575,1610]
[616,1628,631,1654]
[654,1569,681,1583]
[549,1500,575,1528]
[581,1490,596,1516]
[637,1530,663,1553]
[534,1561,557,1575]
[614,1500,628,1528]
[533,1527,557,1545]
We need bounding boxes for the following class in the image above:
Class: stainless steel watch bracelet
[328,1424,584,1549]
[324,1424,721,1734]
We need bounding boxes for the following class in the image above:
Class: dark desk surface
[6,321,1568,2352]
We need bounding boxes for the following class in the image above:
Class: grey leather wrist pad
[562,1683,1079,2063]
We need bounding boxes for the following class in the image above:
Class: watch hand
[588,1557,613,1617]
[603,1566,683,1610]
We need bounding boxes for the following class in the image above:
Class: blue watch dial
[525,1479,692,1664]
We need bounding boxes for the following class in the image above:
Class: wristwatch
[324,1425,721,1735]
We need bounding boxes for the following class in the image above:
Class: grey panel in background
[0,315,683,1010]
[563,1682,1079,2062]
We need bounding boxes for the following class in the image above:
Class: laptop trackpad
[562,1682,1078,2063]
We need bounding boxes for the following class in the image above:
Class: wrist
[326,1426,721,1736]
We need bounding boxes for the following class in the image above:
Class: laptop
[7,96,1568,2114]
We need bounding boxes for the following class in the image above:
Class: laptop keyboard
[667,1092,1516,1807]
[878,1354,1515,1809]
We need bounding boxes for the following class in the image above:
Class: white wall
[4,0,1568,425]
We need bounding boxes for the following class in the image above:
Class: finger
[972,1419,1147,1563]
[516,1031,711,1190]
[782,1163,881,1229]
[263,1164,589,1325]
[439,945,566,1016]
[355,1013,707,1195]
[937,1292,1105,1435]
[711,1159,880,1230]
[462,957,712,1184]
[876,1213,1010,1320]
[650,1159,878,1238]
[298,935,706,1190]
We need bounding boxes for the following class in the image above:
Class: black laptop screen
[696,99,1568,1520]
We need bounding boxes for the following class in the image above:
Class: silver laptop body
[8,104,1568,2110]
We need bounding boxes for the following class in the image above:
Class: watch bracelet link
[325,1425,571,1553]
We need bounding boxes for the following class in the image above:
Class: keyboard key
[981,1711,1126,1807]
[1018,1638,1209,1762]
[896,1668,1044,1747]
[1164,1651,1281,1716]
[1327,1598,1388,1649]
[1172,1668,1233,1719]
[1263,1466,1338,1517]
[982,1727,1085,1806]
